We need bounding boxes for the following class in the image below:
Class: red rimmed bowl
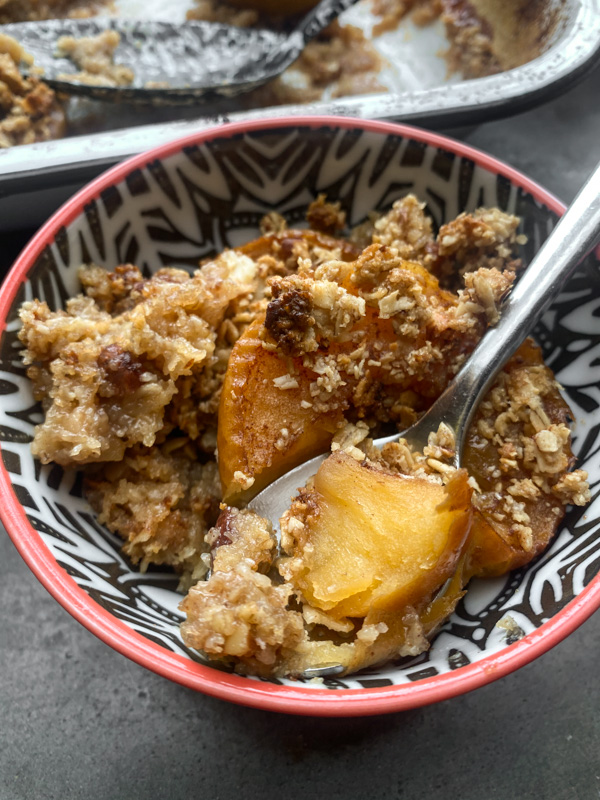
[1,117,599,716]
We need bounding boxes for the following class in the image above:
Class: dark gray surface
[2,66,600,800]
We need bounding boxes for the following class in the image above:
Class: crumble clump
[246,20,386,106]
[442,0,502,79]
[372,195,435,263]
[431,206,525,288]
[180,508,304,673]
[265,273,366,356]
[19,251,273,465]
[206,506,278,573]
[56,30,134,87]
[465,340,591,564]
[0,34,66,148]
[180,564,304,671]
[85,444,221,581]
[259,211,287,236]
[20,267,215,465]
[306,194,347,236]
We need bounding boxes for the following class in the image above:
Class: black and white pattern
[1,124,599,692]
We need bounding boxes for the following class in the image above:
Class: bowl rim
[2,115,599,717]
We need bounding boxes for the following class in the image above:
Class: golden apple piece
[218,317,344,504]
[280,451,473,620]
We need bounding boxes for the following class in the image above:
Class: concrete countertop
[1,64,600,800]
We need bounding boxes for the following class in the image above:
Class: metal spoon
[250,161,600,535]
[3,0,359,104]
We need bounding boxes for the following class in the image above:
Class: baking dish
[0,0,598,232]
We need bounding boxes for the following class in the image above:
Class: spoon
[3,0,360,104]
[250,161,600,542]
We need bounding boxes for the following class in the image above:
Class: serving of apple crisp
[18,195,590,678]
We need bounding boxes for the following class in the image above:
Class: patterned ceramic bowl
[1,118,599,716]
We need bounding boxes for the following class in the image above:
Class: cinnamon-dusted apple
[218,316,346,503]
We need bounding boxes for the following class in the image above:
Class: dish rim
[1,115,599,717]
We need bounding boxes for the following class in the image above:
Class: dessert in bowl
[1,117,598,716]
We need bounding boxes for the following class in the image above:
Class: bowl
[1,117,599,716]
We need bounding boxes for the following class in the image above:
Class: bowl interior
[1,121,599,709]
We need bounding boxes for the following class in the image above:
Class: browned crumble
[19,250,282,465]
[244,21,386,107]
[371,0,443,36]
[429,206,525,290]
[0,34,66,148]
[186,0,259,27]
[85,444,221,581]
[306,195,347,236]
[464,339,590,569]
[56,30,134,88]
[441,0,501,79]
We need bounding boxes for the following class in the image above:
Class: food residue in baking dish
[0,0,561,148]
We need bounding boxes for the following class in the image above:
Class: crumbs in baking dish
[1,0,559,148]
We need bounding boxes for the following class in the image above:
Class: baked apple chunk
[279,451,473,620]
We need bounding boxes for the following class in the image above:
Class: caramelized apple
[280,451,473,619]
[463,339,578,578]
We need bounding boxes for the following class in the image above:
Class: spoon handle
[293,0,361,44]
[434,160,600,459]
